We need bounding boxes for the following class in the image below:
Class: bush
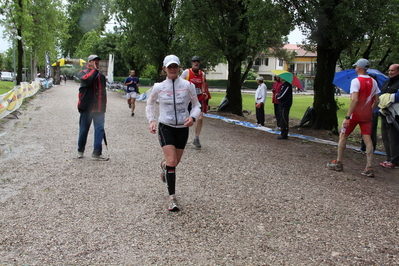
[242,80,274,90]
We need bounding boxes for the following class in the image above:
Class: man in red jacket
[77,55,108,161]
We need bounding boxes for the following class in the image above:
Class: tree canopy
[176,0,292,115]
[1,0,66,83]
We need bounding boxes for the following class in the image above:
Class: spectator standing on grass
[378,64,399,169]
[146,55,201,212]
[276,78,293,139]
[123,70,140,117]
[255,76,267,126]
[77,55,108,161]
[272,76,283,130]
[180,56,208,149]
[327,59,380,177]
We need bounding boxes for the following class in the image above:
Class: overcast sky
[0,26,307,54]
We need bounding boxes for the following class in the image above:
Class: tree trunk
[310,45,340,133]
[219,59,243,116]
[17,28,23,85]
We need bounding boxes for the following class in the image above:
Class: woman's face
[164,64,180,79]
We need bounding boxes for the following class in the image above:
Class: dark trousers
[256,103,265,126]
[273,103,281,127]
[78,111,105,155]
[381,115,399,164]
[360,113,378,151]
[279,106,291,138]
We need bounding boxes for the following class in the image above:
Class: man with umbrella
[327,59,380,177]
[276,77,293,139]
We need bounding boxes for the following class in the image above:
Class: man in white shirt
[255,76,267,126]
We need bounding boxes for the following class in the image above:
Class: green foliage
[281,0,389,131]
[60,65,80,78]
[61,0,111,57]
[206,80,228,88]
[113,0,177,80]
[141,64,158,80]
[338,0,399,73]
[242,80,274,90]
[73,30,101,59]
[1,0,67,83]
[176,0,293,115]
[245,68,257,80]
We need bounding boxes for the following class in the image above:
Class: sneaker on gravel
[77,151,84,158]
[327,160,343,171]
[354,148,366,155]
[91,154,109,161]
[193,138,201,149]
[160,159,166,183]
[168,197,179,212]
[361,168,375,177]
[379,161,398,169]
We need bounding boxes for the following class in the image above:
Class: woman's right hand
[149,121,156,134]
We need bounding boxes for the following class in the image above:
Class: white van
[1,72,14,82]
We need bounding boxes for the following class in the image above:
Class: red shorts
[341,119,372,135]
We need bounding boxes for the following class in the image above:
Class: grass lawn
[207,91,351,127]
[0,81,14,95]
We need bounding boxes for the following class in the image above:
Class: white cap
[163,55,180,67]
[88,55,101,61]
[352,58,370,69]
[256,76,264,81]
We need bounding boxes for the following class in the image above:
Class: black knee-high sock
[165,166,176,195]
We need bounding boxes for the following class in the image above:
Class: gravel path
[1,81,398,265]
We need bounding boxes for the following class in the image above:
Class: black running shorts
[158,123,189,149]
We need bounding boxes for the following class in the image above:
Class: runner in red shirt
[327,59,380,177]
[180,56,209,149]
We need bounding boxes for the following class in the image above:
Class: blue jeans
[78,111,105,155]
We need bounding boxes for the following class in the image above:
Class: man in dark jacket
[77,55,108,161]
[379,64,399,169]
[276,79,293,139]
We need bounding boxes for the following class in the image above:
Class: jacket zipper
[172,79,178,125]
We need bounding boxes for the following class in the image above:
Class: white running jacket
[146,77,201,127]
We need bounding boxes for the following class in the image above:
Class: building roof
[283,44,317,57]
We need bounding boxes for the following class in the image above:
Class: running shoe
[354,148,366,155]
[91,154,109,161]
[168,198,179,212]
[131,112,135,117]
[327,160,343,171]
[361,168,374,177]
[77,151,84,159]
[193,138,201,149]
[379,161,399,169]
[160,159,166,182]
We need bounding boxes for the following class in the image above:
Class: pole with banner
[45,51,51,80]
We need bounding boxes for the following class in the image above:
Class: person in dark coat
[276,79,293,139]
[77,55,108,161]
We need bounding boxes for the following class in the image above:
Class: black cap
[191,56,201,61]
